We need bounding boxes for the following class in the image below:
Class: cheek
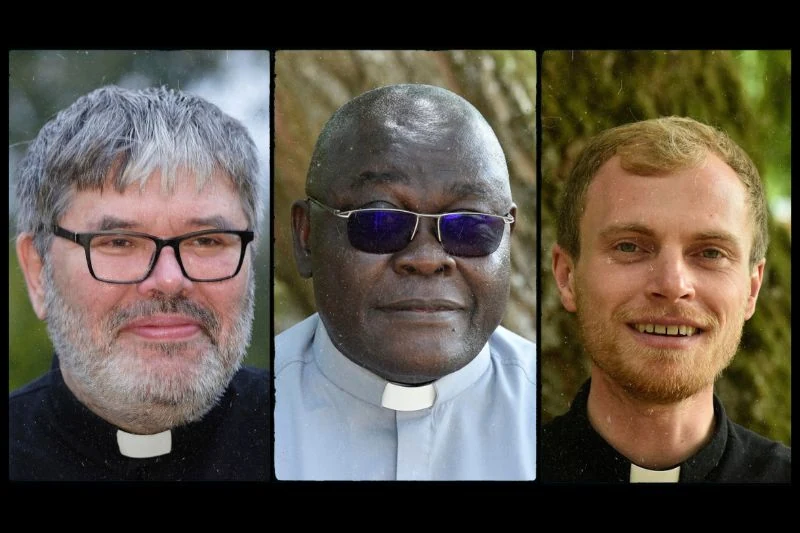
[459,253,512,310]
[201,274,250,317]
[51,253,125,316]
[313,251,385,305]
[575,262,633,310]
[696,271,752,321]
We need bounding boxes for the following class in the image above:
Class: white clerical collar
[381,382,436,411]
[629,462,681,483]
[116,429,172,458]
[312,315,492,411]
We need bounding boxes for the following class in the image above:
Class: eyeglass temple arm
[52,225,80,242]
[307,197,352,218]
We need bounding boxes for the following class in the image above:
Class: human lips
[120,314,204,341]
[377,299,465,312]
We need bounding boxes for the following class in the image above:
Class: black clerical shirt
[540,380,791,483]
[9,359,269,481]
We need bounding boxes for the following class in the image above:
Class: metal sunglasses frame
[306,196,514,250]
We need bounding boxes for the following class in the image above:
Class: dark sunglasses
[307,197,514,257]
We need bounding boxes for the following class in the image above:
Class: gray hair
[15,85,261,256]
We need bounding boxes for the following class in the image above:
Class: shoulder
[721,419,791,482]
[224,366,270,431]
[274,313,320,374]
[9,371,58,456]
[9,371,55,407]
[488,325,536,376]
[229,365,269,402]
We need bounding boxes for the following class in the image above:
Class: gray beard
[42,260,254,433]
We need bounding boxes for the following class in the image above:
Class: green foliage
[8,242,52,390]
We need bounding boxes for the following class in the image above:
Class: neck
[586,369,716,470]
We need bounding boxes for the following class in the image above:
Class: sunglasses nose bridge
[409,213,443,244]
[407,213,422,243]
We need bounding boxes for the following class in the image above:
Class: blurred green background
[273,50,537,346]
[541,50,791,446]
[8,50,271,392]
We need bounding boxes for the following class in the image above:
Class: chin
[373,346,475,384]
[599,353,720,404]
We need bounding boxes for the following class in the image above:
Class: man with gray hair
[9,85,269,481]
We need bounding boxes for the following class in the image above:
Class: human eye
[615,241,639,253]
[693,246,734,265]
[187,233,227,248]
[92,234,137,248]
[700,248,724,259]
[90,234,144,255]
[607,238,651,263]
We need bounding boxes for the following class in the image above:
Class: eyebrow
[447,180,496,199]
[350,171,411,191]
[598,223,655,240]
[94,215,241,232]
[598,223,742,246]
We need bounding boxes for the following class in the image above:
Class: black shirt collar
[566,379,729,482]
[47,355,235,475]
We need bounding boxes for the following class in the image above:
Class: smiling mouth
[632,323,703,337]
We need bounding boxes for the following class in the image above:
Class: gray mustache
[107,297,220,342]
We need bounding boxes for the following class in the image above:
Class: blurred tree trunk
[274,50,537,345]
[541,50,791,446]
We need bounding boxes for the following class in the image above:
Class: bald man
[275,84,536,480]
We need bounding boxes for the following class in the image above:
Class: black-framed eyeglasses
[52,225,255,284]
[307,197,514,257]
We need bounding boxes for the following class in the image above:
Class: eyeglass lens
[346,210,506,257]
[89,232,245,282]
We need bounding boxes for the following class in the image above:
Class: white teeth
[634,324,698,337]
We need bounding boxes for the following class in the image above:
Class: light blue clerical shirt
[274,313,536,480]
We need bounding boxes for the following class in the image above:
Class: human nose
[647,248,696,302]
[136,245,193,296]
[392,215,456,275]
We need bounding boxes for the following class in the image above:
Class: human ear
[552,243,577,313]
[744,258,766,320]
[16,233,47,320]
[508,204,517,235]
[291,199,313,279]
